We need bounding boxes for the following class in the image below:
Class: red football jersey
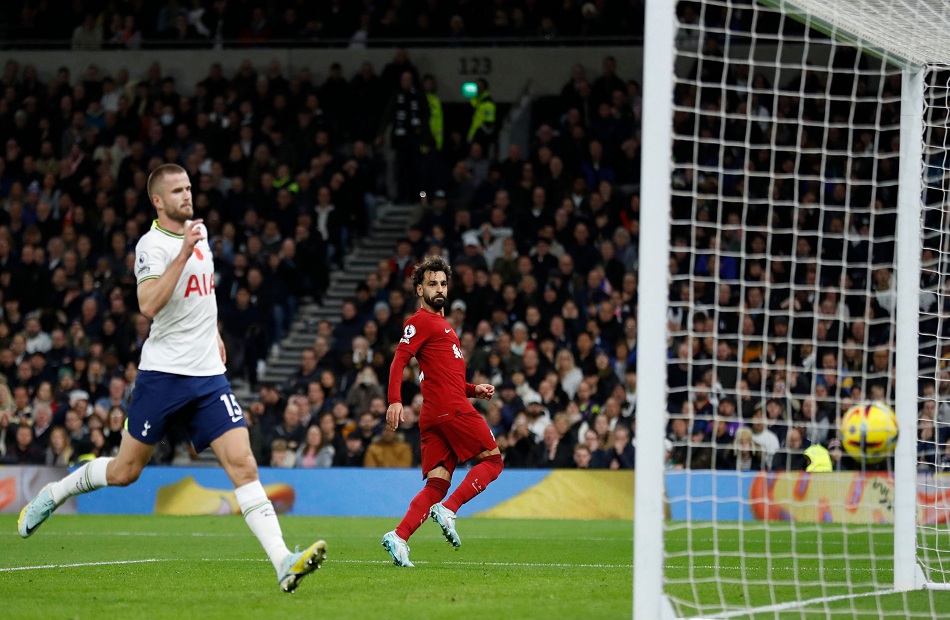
[387,306,476,430]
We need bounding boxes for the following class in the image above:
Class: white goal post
[635,1,950,618]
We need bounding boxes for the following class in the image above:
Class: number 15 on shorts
[220,394,243,423]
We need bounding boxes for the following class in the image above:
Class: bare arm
[137,220,204,319]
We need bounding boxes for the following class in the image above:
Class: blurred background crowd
[0,1,945,475]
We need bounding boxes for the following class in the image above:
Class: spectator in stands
[296,425,334,469]
[333,428,366,467]
[30,402,53,450]
[937,437,950,470]
[109,15,144,50]
[798,395,834,447]
[0,411,14,461]
[220,286,267,388]
[313,184,346,270]
[269,438,296,468]
[72,13,103,51]
[466,79,496,154]
[749,408,780,470]
[504,412,540,468]
[103,406,125,457]
[270,398,308,452]
[387,238,417,284]
[537,421,574,468]
[721,427,765,471]
[160,13,205,48]
[303,381,332,421]
[364,424,412,468]
[579,427,610,469]
[44,425,75,466]
[93,376,127,420]
[284,348,321,397]
[255,383,287,437]
[10,421,41,463]
[329,298,363,358]
[572,443,595,469]
[773,427,807,471]
[608,424,635,469]
[345,365,384,417]
[377,71,429,204]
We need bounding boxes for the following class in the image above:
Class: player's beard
[164,200,193,224]
[423,292,446,311]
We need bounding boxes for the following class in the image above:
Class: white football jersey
[134,220,225,376]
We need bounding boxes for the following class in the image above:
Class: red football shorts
[420,410,498,479]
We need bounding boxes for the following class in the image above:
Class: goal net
[635,1,950,618]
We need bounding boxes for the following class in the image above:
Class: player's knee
[480,453,504,480]
[227,453,259,487]
[426,465,451,481]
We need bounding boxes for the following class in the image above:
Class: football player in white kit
[18,164,326,593]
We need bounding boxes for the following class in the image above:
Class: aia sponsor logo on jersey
[184,273,215,297]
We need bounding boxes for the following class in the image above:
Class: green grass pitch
[0,515,632,620]
[1,515,947,618]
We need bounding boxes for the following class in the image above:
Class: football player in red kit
[381,255,503,567]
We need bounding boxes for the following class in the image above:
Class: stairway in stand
[231,201,414,403]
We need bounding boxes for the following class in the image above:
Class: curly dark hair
[410,255,452,289]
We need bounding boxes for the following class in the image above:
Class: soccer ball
[839,401,898,464]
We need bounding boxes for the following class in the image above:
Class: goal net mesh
[660,0,950,616]
[919,65,950,588]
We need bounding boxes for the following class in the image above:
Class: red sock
[443,454,504,514]
[395,477,450,541]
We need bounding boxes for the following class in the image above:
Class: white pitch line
[709,588,900,619]
[0,557,634,573]
[334,558,633,569]
[0,559,165,573]
[0,556,886,574]
[668,564,883,574]
[0,530,631,542]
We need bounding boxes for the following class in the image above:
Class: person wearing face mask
[345,366,384,417]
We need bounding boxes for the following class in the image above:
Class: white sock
[235,480,288,574]
[49,457,113,504]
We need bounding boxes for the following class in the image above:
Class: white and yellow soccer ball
[840,401,898,464]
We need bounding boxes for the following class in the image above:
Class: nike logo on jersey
[445,328,452,333]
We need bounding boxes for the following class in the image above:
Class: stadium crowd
[1,0,645,49]
[0,1,947,474]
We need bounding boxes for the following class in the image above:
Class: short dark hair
[411,255,451,289]
[147,163,186,200]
